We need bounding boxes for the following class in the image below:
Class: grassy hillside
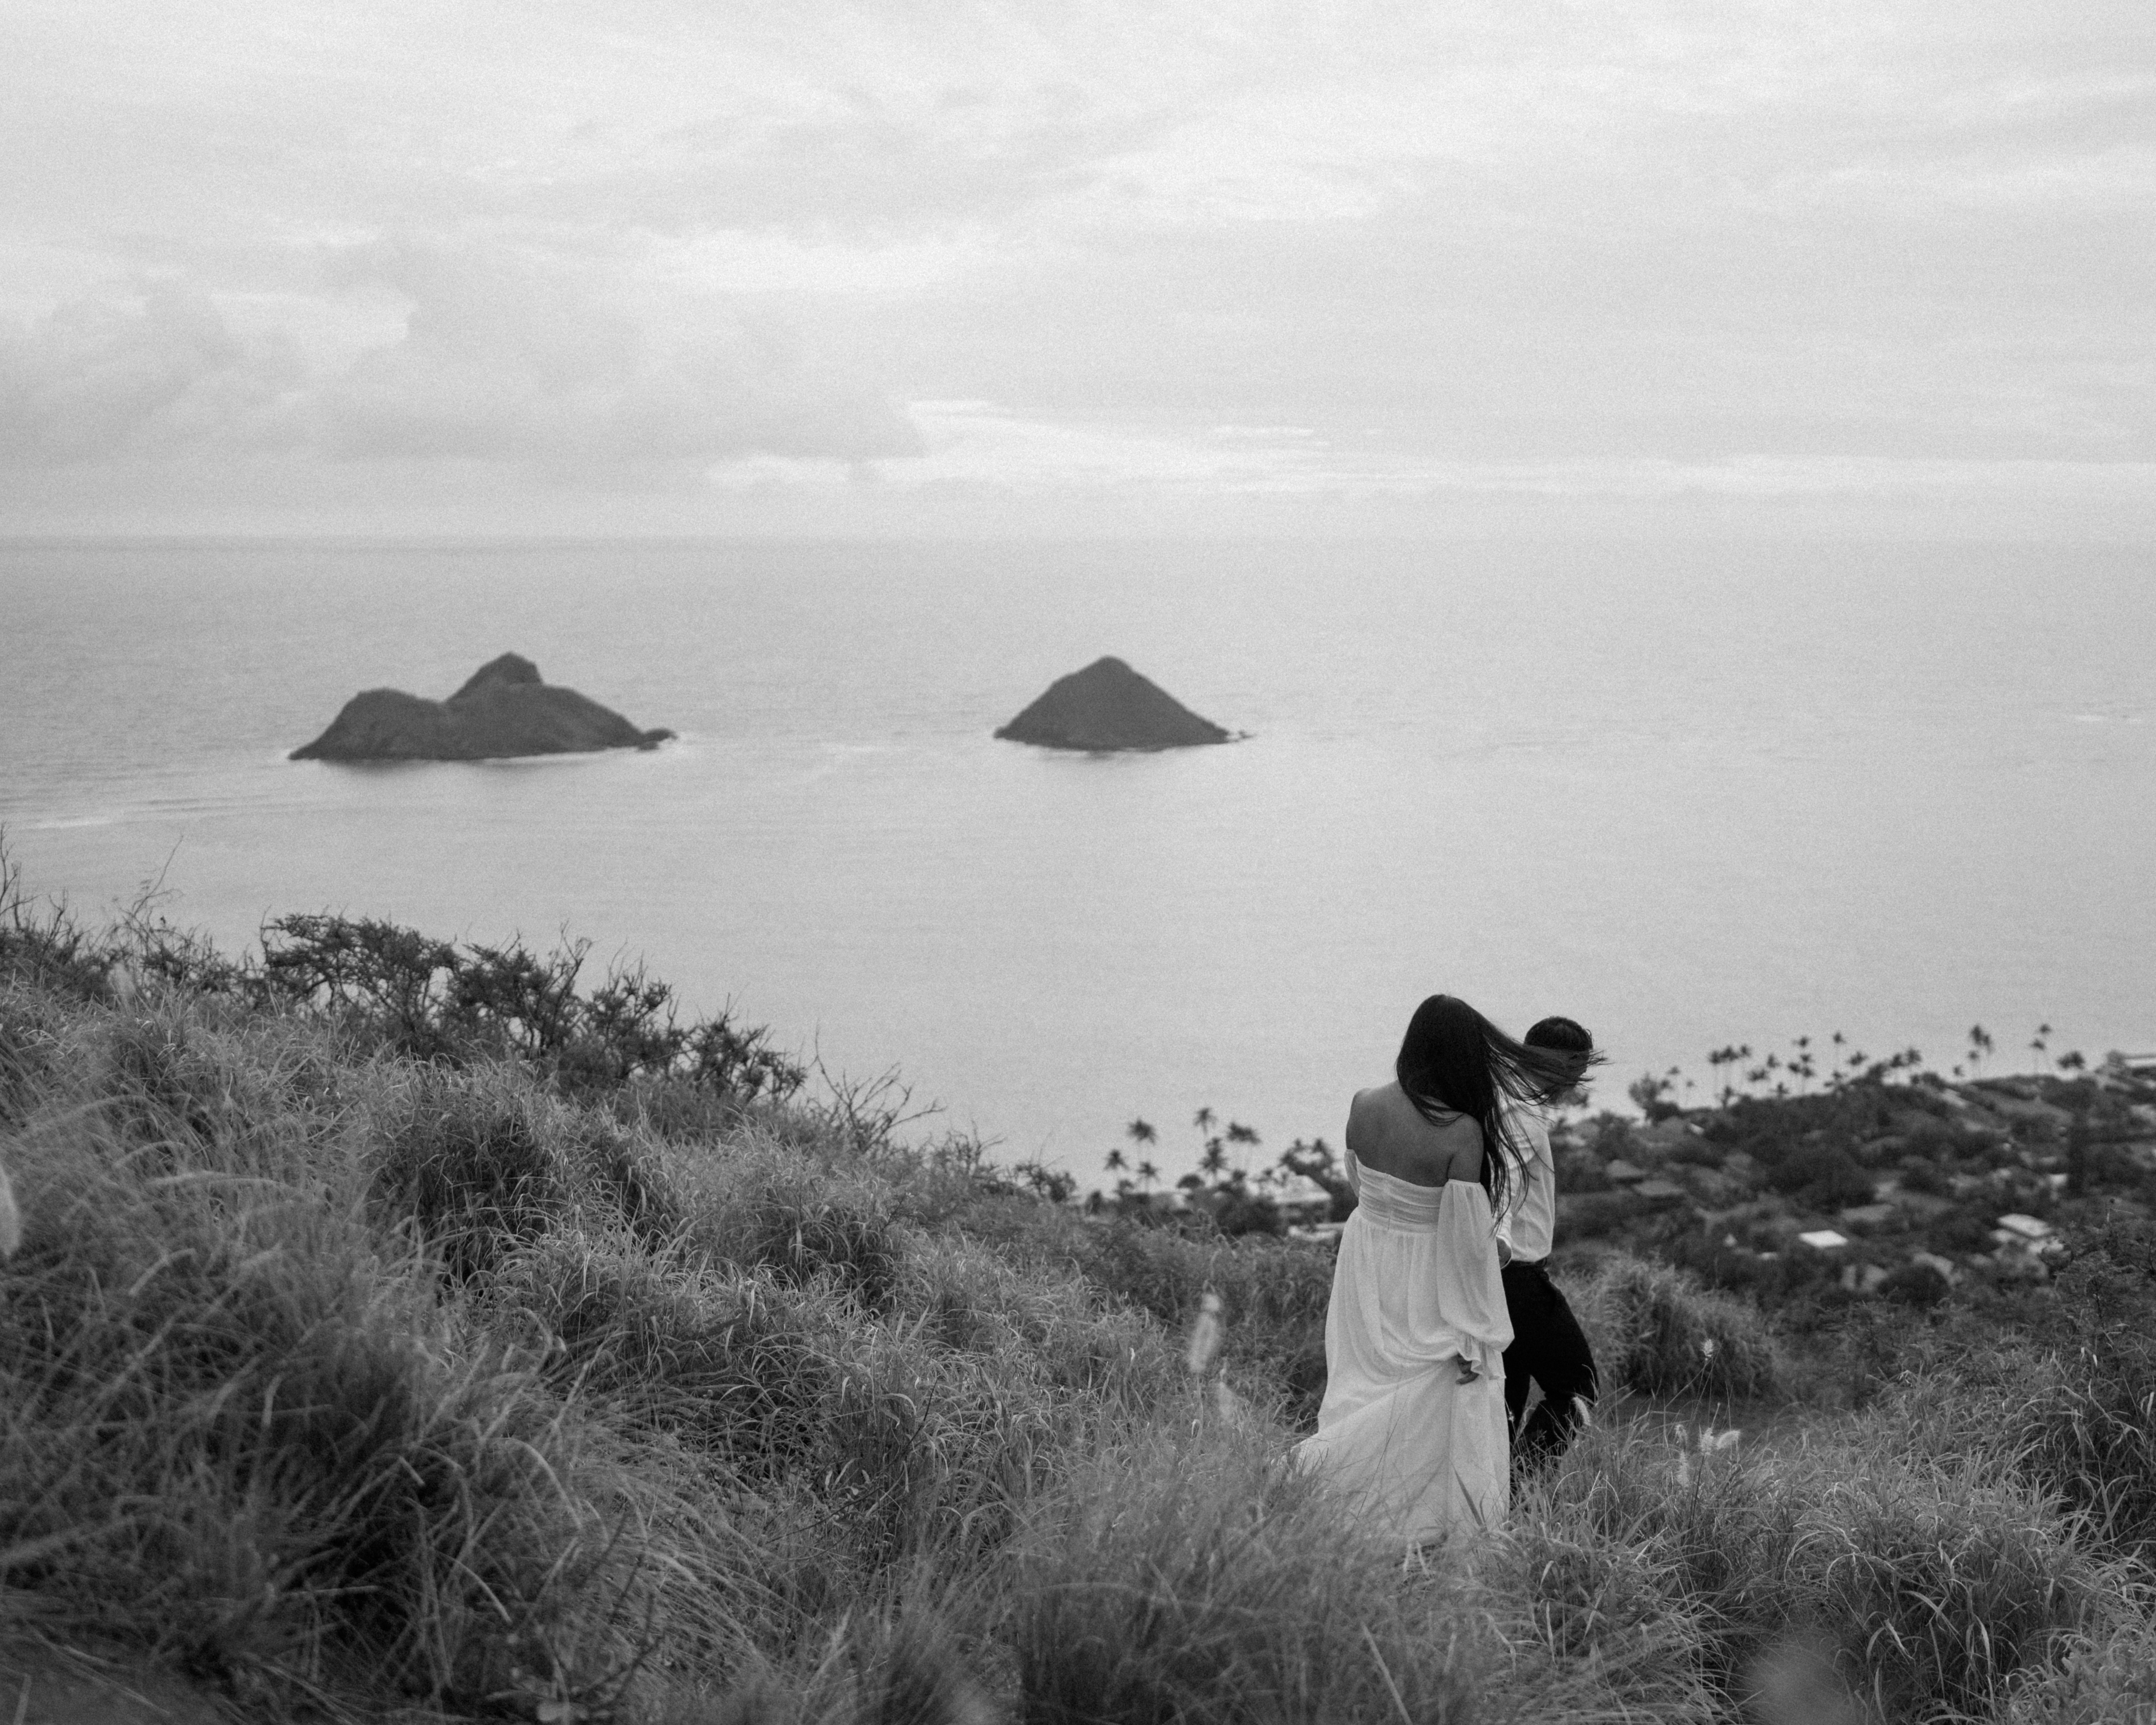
[1,875,2151,1723]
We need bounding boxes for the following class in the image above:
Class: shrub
[0,849,113,1003]
[894,1230,1181,1408]
[1768,1143,1874,1208]
[565,1113,683,1244]
[491,1231,841,1475]
[1065,1219,1335,1421]
[1573,1255,1782,1401]
[260,913,806,1103]
[371,1066,567,1279]
[1878,1258,1952,1306]
[1929,1203,1998,1256]
[98,1008,256,1157]
[674,1137,903,1307]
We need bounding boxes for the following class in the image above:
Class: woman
[1294,995,1582,1544]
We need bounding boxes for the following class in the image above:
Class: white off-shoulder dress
[1293,1153,1514,1542]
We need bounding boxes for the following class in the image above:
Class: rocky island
[995,656,1236,751]
[290,653,675,762]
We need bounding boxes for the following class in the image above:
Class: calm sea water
[2,537,2150,1181]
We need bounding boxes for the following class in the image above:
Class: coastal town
[1092,1045,2156,1309]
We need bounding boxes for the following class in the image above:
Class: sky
[2,0,2152,539]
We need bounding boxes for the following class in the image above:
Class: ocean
[2,536,2149,1184]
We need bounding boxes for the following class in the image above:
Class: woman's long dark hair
[1395,994,1594,1220]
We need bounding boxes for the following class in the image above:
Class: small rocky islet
[995,655,1238,751]
[290,653,674,763]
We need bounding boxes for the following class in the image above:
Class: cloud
[854,402,2156,517]
[0,282,302,465]
[2,0,2151,534]
[0,252,919,480]
[314,246,921,474]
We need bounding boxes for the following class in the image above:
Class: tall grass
[1571,1254,1784,1403]
[1511,1415,2136,1722]
[993,1426,1490,1725]
[1,883,2152,1722]
[0,1097,726,1709]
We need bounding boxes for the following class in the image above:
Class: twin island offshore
[290,652,1241,762]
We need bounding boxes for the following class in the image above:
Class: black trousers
[1501,1259,1598,1470]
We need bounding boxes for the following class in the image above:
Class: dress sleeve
[1430,1181,1514,1372]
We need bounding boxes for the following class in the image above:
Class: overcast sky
[3,0,2151,537]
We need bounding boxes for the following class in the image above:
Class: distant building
[1603,1158,1647,1184]
[1797,1229,1850,1251]
[1992,1212,2064,1259]
[1264,1173,1335,1225]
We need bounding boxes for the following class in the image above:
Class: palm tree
[1104,1147,1126,1174]
[1193,1107,1216,1134]
[1199,1140,1229,1179]
[1136,1160,1160,1191]
[1126,1117,1157,1146]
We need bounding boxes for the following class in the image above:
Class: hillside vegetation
[1,871,2151,1724]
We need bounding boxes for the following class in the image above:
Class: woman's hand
[1453,1353,1479,1385]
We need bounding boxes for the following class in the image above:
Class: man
[1497,1015,1600,1472]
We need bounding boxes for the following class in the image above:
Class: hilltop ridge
[1,872,2151,1723]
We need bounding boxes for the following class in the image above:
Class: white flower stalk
[1185,1289,1224,1379]
[0,1159,18,1260]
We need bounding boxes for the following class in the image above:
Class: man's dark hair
[1525,1016,1594,1055]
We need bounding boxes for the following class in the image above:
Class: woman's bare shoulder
[1345,1083,1391,1138]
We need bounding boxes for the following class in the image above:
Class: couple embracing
[1294,995,1602,1543]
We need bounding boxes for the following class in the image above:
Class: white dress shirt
[1496,1102,1556,1263]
